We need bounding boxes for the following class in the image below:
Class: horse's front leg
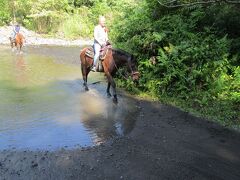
[19,44,23,54]
[105,72,117,103]
[11,43,15,52]
[9,38,14,51]
[106,82,111,97]
[16,43,21,54]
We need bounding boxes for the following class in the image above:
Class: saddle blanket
[85,45,112,60]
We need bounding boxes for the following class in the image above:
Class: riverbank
[0,26,92,46]
[0,95,240,180]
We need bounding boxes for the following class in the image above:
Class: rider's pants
[93,43,101,67]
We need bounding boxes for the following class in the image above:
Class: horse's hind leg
[83,75,89,91]
[82,66,89,91]
[107,82,111,97]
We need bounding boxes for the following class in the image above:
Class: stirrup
[91,66,97,72]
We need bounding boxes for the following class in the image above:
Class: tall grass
[58,3,114,39]
[59,13,93,39]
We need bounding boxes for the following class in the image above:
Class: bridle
[113,55,140,80]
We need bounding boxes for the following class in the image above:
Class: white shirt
[94,25,108,46]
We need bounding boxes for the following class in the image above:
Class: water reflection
[0,45,138,150]
[14,55,28,86]
[81,89,138,144]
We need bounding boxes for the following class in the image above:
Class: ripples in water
[0,45,138,150]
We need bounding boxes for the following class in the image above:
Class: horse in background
[9,33,25,53]
[80,46,140,103]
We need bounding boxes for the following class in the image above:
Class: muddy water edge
[0,45,140,151]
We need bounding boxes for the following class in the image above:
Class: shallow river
[0,45,138,150]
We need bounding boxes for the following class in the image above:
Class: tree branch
[225,0,240,4]
[157,0,240,8]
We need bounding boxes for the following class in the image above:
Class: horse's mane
[113,48,132,58]
[112,48,135,64]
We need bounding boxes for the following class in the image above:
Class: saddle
[85,46,94,59]
[99,44,112,60]
[85,44,112,60]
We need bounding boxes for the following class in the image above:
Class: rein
[100,48,109,60]
[112,56,139,81]
[100,47,139,80]
[113,61,129,80]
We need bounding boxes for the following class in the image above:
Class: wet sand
[1,96,240,180]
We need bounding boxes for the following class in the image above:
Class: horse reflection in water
[80,46,140,103]
[78,92,137,144]
[15,55,28,86]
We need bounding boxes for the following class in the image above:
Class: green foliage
[68,0,95,8]
[25,0,70,33]
[112,1,240,127]
[59,11,93,38]
[0,0,11,25]
[0,0,136,37]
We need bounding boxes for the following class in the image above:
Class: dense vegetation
[0,0,239,128]
[112,1,240,128]
[0,0,134,38]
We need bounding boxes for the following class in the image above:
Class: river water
[0,45,138,150]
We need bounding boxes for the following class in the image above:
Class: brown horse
[80,46,140,103]
[9,33,25,53]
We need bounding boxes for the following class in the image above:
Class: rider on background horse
[92,15,109,72]
[10,23,20,40]
[9,22,25,53]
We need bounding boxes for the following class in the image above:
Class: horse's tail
[80,48,85,65]
[80,47,91,65]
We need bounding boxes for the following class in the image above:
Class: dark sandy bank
[1,95,240,180]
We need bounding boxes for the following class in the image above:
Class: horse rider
[92,15,109,72]
[10,23,20,40]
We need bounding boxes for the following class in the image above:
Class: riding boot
[95,58,102,72]
[98,61,103,72]
[91,66,97,72]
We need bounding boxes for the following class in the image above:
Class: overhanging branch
[157,0,240,8]
[225,0,240,3]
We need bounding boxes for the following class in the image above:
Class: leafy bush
[111,1,240,126]
[0,0,11,25]
[59,11,93,39]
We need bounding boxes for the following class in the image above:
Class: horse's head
[128,55,140,82]
[113,49,140,82]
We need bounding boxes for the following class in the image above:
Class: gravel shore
[1,96,240,180]
[0,26,92,46]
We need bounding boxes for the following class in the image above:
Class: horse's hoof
[85,87,89,91]
[113,98,118,104]
[107,93,112,98]
[113,95,118,104]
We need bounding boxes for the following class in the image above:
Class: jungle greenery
[0,0,239,128]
